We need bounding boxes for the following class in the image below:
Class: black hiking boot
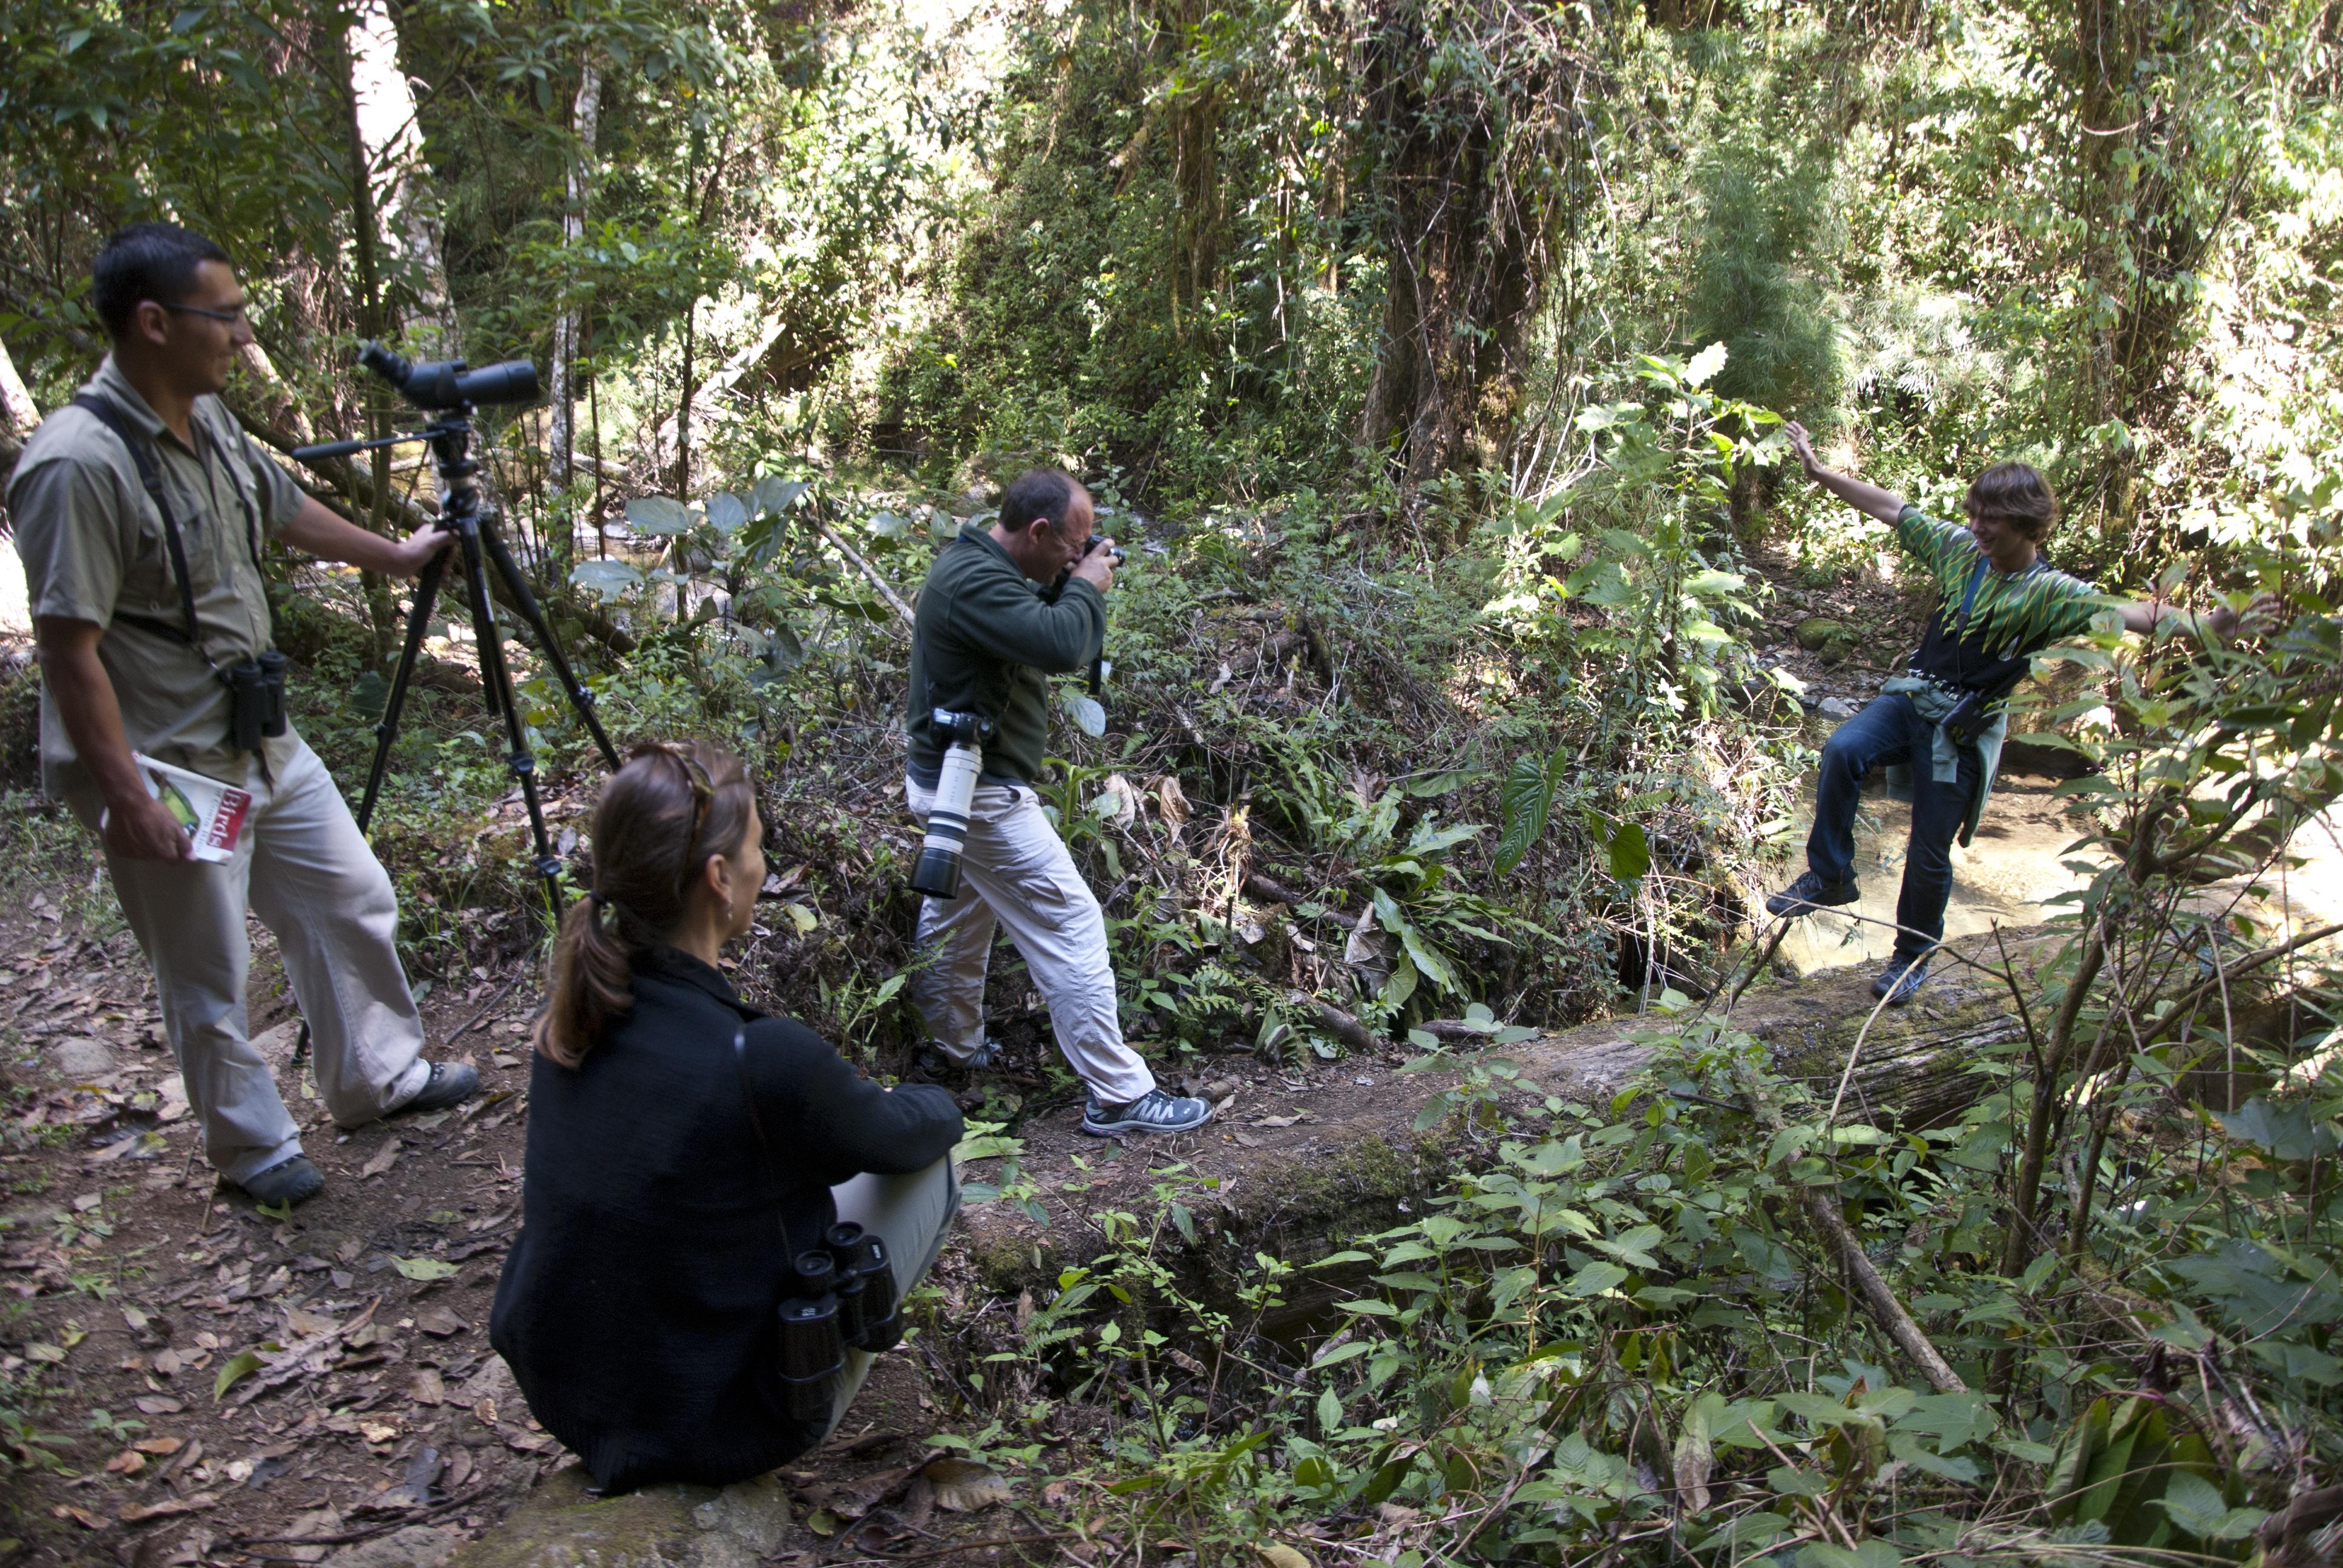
[1765,870,1860,918]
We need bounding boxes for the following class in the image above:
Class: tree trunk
[347,0,461,361]
[548,54,604,506]
[1356,0,1579,504]
[0,335,39,497]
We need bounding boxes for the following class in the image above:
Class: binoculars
[910,708,995,900]
[775,1222,902,1422]
[225,648,288,753]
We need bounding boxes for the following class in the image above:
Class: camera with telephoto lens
[225,648,288,753]
[359,341,540,410]
[773,1227,902,1422]
[910,708,995,900]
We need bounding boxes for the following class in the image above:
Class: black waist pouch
[1941,687,1991,750]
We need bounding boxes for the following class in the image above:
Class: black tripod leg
[456,525,567,921]
[478,521,622,771]
[359,548,450,835]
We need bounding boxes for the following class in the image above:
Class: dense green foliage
[4,0,2343,1558]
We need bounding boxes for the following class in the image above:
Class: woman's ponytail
[531,740,756,1068]
[536,894,637,1067]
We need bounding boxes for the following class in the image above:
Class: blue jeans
[1805,694,1984,963]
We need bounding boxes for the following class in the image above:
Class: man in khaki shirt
[10,223,479,1207]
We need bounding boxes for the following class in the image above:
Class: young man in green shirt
[905,468,1210,1136]
[1768,422,2252,1004]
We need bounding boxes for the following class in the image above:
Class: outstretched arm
[1785,421,1907,528]
[2116,589,2270,642]
[278,497,451,579]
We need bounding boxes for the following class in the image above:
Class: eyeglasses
[161,301,249,326]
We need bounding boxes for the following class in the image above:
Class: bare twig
[813,517,916,627]
[1722,1054,1966,1394]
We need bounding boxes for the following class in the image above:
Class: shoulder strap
[195,413,263,573]
[730,1027,793,1248]
[71,394,201,647]
[1954,558,1988,632]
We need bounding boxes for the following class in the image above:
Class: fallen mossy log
[951,923,2308,1305]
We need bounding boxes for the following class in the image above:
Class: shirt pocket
[118,466,231,621]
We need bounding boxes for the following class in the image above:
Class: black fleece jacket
[489,947,963,1492]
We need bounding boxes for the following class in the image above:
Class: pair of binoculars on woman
[775,1223,901,1421]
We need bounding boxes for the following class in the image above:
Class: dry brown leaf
[119,1494,217,1524]
[416,1307,467,1338]
[359,1421,399,1445]
[134,1437,183,1456]
[52,1504,106,1530]
[284,1306,339,1339]
[1154,775,1190,828]
[1253,1546,1311,1568]
[151,1348,183,1377]
[409,1368,445,1406]
[359,1142,401,1180]
[105,1449,146,1475]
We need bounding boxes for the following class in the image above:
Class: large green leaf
[703,491,749,535]
[2213,1097,2338,1161]
[1494,748,1565,875]
[1372,888,1457,993]
[754,477,813,517]
[569,559,644,601]
[624,495,695,535]
[1605,821,1651,882]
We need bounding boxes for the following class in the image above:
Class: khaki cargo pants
[70,736,428,1184]
[904,778,1156,1106]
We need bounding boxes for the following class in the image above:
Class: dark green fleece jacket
[906,524,1106,787]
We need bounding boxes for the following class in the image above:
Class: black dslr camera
[1046,534,1126,600]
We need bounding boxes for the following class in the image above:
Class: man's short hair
[92,223,231,339]
[1963,462,2059,543]
[1000,468,1085,535]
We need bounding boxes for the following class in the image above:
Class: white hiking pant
[904,778,1156,1106]
[68,736,429,1184]
[825,1157,960,1432]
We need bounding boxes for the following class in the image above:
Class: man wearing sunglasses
[8,222,477,1209]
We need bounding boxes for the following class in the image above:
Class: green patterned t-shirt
[1895,506,2108,699]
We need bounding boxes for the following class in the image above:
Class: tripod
[289,401,621,1055]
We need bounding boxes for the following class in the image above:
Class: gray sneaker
[237,1155,324,1207]
[1082,1088,1213,1137]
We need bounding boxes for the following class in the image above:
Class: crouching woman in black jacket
[491,741,963,1493]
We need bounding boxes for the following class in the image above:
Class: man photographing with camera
[9,222,480,1208]
[904,467,1211,1137]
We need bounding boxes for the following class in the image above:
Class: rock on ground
[327,1526,459,1568]
[48,1034,118,1077]
[445,1469,796,1568]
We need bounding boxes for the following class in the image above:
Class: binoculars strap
[730,1027,792,1252]
[72,394,263,659]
